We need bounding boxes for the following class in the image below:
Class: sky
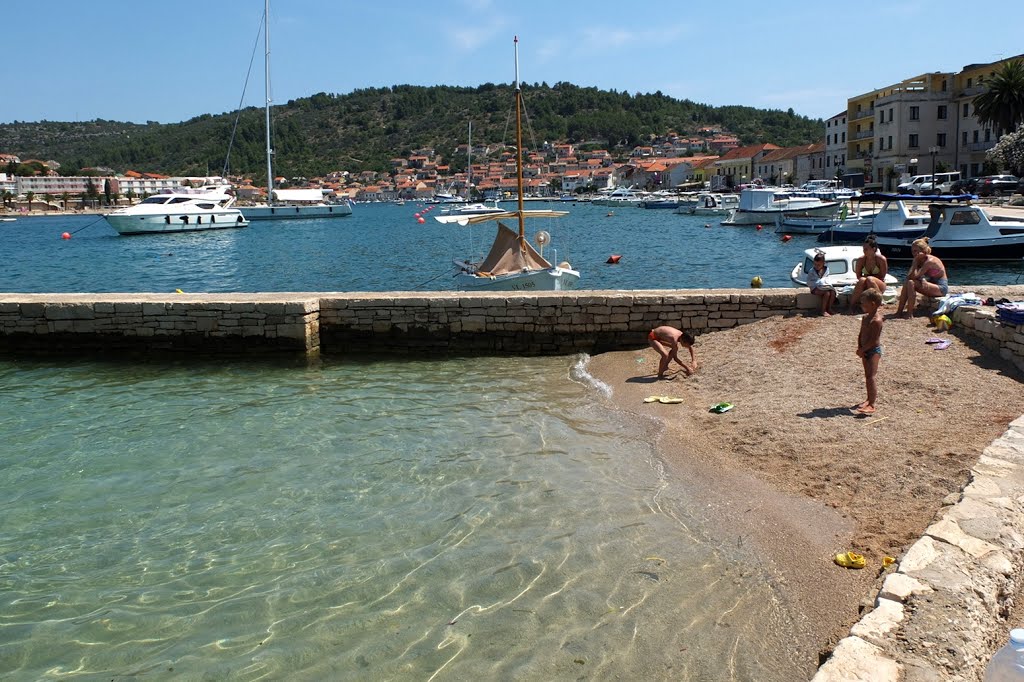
[3,0,1024,126]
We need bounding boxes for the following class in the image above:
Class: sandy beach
[587,310,1024,672]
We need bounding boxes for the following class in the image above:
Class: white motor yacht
[722,188,839,226]
[103,187,248,235]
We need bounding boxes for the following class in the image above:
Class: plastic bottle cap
[1011,629,1024,645]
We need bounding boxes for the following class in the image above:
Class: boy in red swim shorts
[648,326,697,380]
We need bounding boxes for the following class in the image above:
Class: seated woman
[849,235,888,312]
[806,251,836,316]
[895,237,948,319]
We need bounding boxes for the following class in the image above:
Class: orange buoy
[417,217,425,224]
[61,232,71,240]
[606,254,621,264]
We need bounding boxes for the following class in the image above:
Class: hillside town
[1,53,1022,211]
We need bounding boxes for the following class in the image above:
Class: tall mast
[514,36,525,242]
[263,0,274,206]
[467,121,472,200]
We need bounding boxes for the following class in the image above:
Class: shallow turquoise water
[0,355,803,680]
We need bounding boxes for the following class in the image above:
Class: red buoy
[61,232,71,240]
[414,213,421,219]
[781,234,793,242]
[417,217,425,224]
[756,224,763,231]
[606,254,621,264]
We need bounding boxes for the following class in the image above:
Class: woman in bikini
[848,235,888,312]
[895,237,948,319]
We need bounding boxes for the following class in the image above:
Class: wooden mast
[514,36,526,246]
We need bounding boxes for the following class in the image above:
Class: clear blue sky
[4,0,1023,126]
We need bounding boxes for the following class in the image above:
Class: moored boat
[721,187,839,226]
[103,187,248,235]
[790,245,899,288]
[875,203,1024,261]
[439,37,579,292]
[238,0,352,222]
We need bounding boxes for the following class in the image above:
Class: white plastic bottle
[985,629,1024,681]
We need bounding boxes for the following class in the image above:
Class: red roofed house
[712,143,780,185]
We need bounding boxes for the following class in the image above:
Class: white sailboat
[435,37,579,292]
[240,0,352,221]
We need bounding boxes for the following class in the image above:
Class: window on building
[985,129,991,142]
[967,77,973,88]
[937,105,947,119]
[879,112,884,124]
[888,136,893,150]
[909,106,919,121]
[973,130,979,143]
[937,133,947,147]
[963,103,969,118]
[878,137,884,150]
[909,134,919,148]
[963,131,968,146]
[941,79,947,92]
[841,132,846,143]
[889,108,894,122]
[841,154,845,165]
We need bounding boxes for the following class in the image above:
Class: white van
[897,175,932,194]
[897,172,961,194]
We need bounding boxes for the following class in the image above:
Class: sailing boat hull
[455,266,580,291]
[240,204,353,220]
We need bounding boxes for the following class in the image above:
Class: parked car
[978,175,1020,196]
[897,175,932,194]
[951,177,982,194]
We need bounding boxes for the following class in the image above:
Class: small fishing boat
[434,37,579,292]
[790,245,899,288]
[875,203,1024,261]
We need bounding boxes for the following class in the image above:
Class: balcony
[853,129,875,140]
[970,141,996,152]
[957,85,986,98]
[849,107,875,121]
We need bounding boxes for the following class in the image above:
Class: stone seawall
[0,289,814,356]
[3,288,1024,363]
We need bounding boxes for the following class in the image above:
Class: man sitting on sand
[648,326,697,380]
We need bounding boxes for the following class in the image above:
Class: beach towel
[933,293,982,316]
[997,302,1024,325]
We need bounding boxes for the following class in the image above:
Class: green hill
[0,83,824,181]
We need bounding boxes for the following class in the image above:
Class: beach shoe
[925,337,944,344]
[644,396,685,404]
[933,340,952,350]
[834,551,866,569]
[882,557,896,568]
[709,402,734,413]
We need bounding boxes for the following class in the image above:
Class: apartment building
[824,112,847,176]
[841,54,1023,189]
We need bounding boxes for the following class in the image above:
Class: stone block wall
[948,306,1024,374]
[0,294,320,355]
[319,289,815,355]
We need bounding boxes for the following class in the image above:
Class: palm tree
[25,191,34,213]
[1,190,12,210]
[61,192,70,211]
[973,60,1024,136]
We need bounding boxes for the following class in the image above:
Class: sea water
[0,355,805,680]
[3,203,1023,293]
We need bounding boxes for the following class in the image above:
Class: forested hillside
[0,83,823,181]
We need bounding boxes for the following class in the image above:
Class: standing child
[648,326,697,380]
[854,289,885,415]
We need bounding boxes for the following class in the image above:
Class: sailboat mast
[513,36,525,241]
[263,0,274,206]
[467,121,472,200]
